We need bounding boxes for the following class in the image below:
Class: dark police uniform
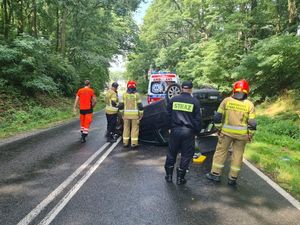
[164,81,201,185]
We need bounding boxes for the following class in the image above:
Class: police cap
[181,80,193,89]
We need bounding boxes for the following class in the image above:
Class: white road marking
[244,159,300,210]
[38,137,121,225]
[17,142,110,225]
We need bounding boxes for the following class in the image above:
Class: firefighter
[73,80,97,143]
[118,80,143,148]
[164,81,201,185]
[105,82,119,143]
[206,79,257,185]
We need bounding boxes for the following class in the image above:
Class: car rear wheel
[166,83,181,101]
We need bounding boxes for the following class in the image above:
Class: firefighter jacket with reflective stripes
[167,92,201,133]
[215,96,256,139]
[119,92,143,119]
[105,89,119,114]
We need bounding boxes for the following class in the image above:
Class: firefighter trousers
[80,113,93,134]
[211,133,246,179]
[123,119,140,146]
[165,127,195,171]
[106,113,117,136]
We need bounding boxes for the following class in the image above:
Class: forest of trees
[1,0,300,101]
[126,0,300,101]
[0,0,142,96]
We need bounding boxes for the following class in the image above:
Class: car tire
[166,83,181,102]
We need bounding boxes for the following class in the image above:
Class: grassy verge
[245,91,300,200]
[0,93,105,139]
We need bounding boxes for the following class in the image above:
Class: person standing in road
[118,80,143,148]
[206,79,257,186]
[73,80,97,143]
[105,82,119,143]
[164,81,201,185]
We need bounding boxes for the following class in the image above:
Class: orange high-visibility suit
[77,87,96,135]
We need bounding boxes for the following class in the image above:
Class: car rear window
[150,81,176,94]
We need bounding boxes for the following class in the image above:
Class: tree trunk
[17,0,24,34]
[288,0,297,28]
[32,0,37,37]
[275,0,282,34]
[3,0,9,39]
[56,6,60,51]
[60,4,67,56]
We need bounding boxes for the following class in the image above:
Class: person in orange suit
[73,80,97,143]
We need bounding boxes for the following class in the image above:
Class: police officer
[73,80,97,143]
[164,81,201,185]
[206,79,257,185]
[105,82,119,143]
[119,80,143,148]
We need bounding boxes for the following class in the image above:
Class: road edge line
[38,137,121,225]
[17,142,110,225]
[243,159,300,210]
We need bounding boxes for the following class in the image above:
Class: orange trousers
[80,113,93,134]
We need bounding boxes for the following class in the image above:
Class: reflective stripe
[105,106,118,112]
[124,109,139,116]
[234,88,248,94]
[83,128,89,134]
[215,123,222,129]
[131,138,138,141]
[123,137,130,140]
[223,124,248,134]
[223,125,247,130]
[213,163,224,168]
[223,128,248,134]
[124,109,138,112]
[231,166,240,171]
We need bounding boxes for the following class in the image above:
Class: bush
[254,116,300,150]
[0,35,79,96]
[238,35,300,99]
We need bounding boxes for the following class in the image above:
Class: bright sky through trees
[109,0,153,72]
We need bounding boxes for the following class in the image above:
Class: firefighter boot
[228,177,237,186]
[107,133,116,143]
[164,166,174,183]
[176,168,187,185]
[206,172,221,182]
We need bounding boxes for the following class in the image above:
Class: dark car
[139,86,222,145]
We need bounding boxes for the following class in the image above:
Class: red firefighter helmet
[233,79,250,94]
[127,80,137,88]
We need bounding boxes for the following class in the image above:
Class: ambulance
[147,72,181,104]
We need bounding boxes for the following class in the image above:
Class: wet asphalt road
[0,110,300,225]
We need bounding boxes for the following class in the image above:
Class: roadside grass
[0,93,105,139]
[245,91,300,200]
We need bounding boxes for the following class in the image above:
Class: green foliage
[0,97,73,138]
[127,0,300,99]
[0,0,142,98]
[238,35,300,100]
[253,115,300,150]
[136,75,148,94]
[245,108,300,199]
[0,35,78,96]
[257,115,300,140]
